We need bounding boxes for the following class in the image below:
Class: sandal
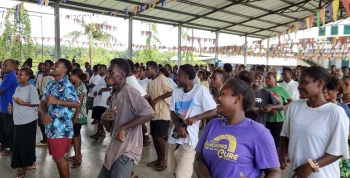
[17,168,26,178]
[156,165,167,171]
[71,159,82,169]
[90,135,99,140]
[66,156,75,161]
[26,163,36,170]
[143,141,151,146]
[131,171,138,178]
[147,161,160,167]
[98,133,106,138]
[2,150,12,156]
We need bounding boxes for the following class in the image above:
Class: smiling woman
[194,79,280,178]
[280,66,350,178]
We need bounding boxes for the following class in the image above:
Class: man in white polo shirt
[278,67,299,101]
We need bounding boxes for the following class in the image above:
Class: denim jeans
[0,113,14,149]
[98,154,134,178]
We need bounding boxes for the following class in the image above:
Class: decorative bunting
[316,11,320,29]
[305,17,310,31]
[320,8,326,28]
[342,0,350,17]
[327,3,334,22]
[332,0,339,21]
[309,14,314,29]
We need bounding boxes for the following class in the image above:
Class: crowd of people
[0,57,349,178]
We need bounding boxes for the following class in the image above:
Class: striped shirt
[147,75,173,120]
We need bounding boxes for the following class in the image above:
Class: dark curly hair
[239,70,254,85]
[159,67,170,77]
[110,58,130,77]
[58,58,73,75]
[93,64,100,72]
[325,76,343,94]
[212,69,225,79]
[44,60,54,67]
[197,70,206,80]
[146,61,158,70]
[301,66,330,89]
[179,64,196,80]
[19,68,35,80]
[73,63,81,69]
[225,78,255,112]
[71,68,87,81]
[223,63,233,72]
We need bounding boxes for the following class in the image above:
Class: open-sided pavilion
[20,0,348,66]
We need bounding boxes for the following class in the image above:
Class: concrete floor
[0,121,197,178]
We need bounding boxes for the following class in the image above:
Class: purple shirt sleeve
[195,119,216,153]
[253,130,280,169]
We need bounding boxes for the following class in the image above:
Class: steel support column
[215,31,219,64]
[54,3,60,61]
[266,38,270,66]
[128,16,133,60]
[178,25,182,66]
[243,35,247,66]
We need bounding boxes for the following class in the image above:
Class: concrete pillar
[243,35,247,66]
[266,38,270,66]
[215,31,219,64]
[54,3,60,61]
[128,16,133,60]
[177,25,181,66]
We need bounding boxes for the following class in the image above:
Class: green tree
[132,22,176,66]
[63,20,117,65]
[0,8,33,62]
[181,27,194,65]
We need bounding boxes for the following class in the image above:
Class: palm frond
[62,30,85,42]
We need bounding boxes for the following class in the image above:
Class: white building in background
[171,54,310,68]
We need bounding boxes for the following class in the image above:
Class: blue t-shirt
[29,79,35,86]
[42,77,79,139]
[85,69,93,79]
[0,71,19,113]
[195,118,280,178]
[337,101,350,119]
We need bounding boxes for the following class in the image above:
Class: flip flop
[90,135,99,140]
[131,172,138,178]
[156,165,167,171]
[26,163,36,170]
[143,141,151,146]
[98,134,106,138]
[71,159,82,169]
[147,161,160,167]
[67,156,76,161]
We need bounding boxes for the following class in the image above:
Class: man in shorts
[86,64,101,124]
[41,58,80,178]
[145,61,173,171]
[90,65,110,139]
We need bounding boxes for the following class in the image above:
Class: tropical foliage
[0,8,33,62]
[63,20,118,64]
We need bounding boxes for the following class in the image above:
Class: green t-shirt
[265,86,291,122]
[75,82,87,124]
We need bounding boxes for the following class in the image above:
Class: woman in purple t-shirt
[194,79,281,178]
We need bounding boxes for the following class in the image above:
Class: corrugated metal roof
[20,0,347,39]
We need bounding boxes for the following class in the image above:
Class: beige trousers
[167,143,196,178]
